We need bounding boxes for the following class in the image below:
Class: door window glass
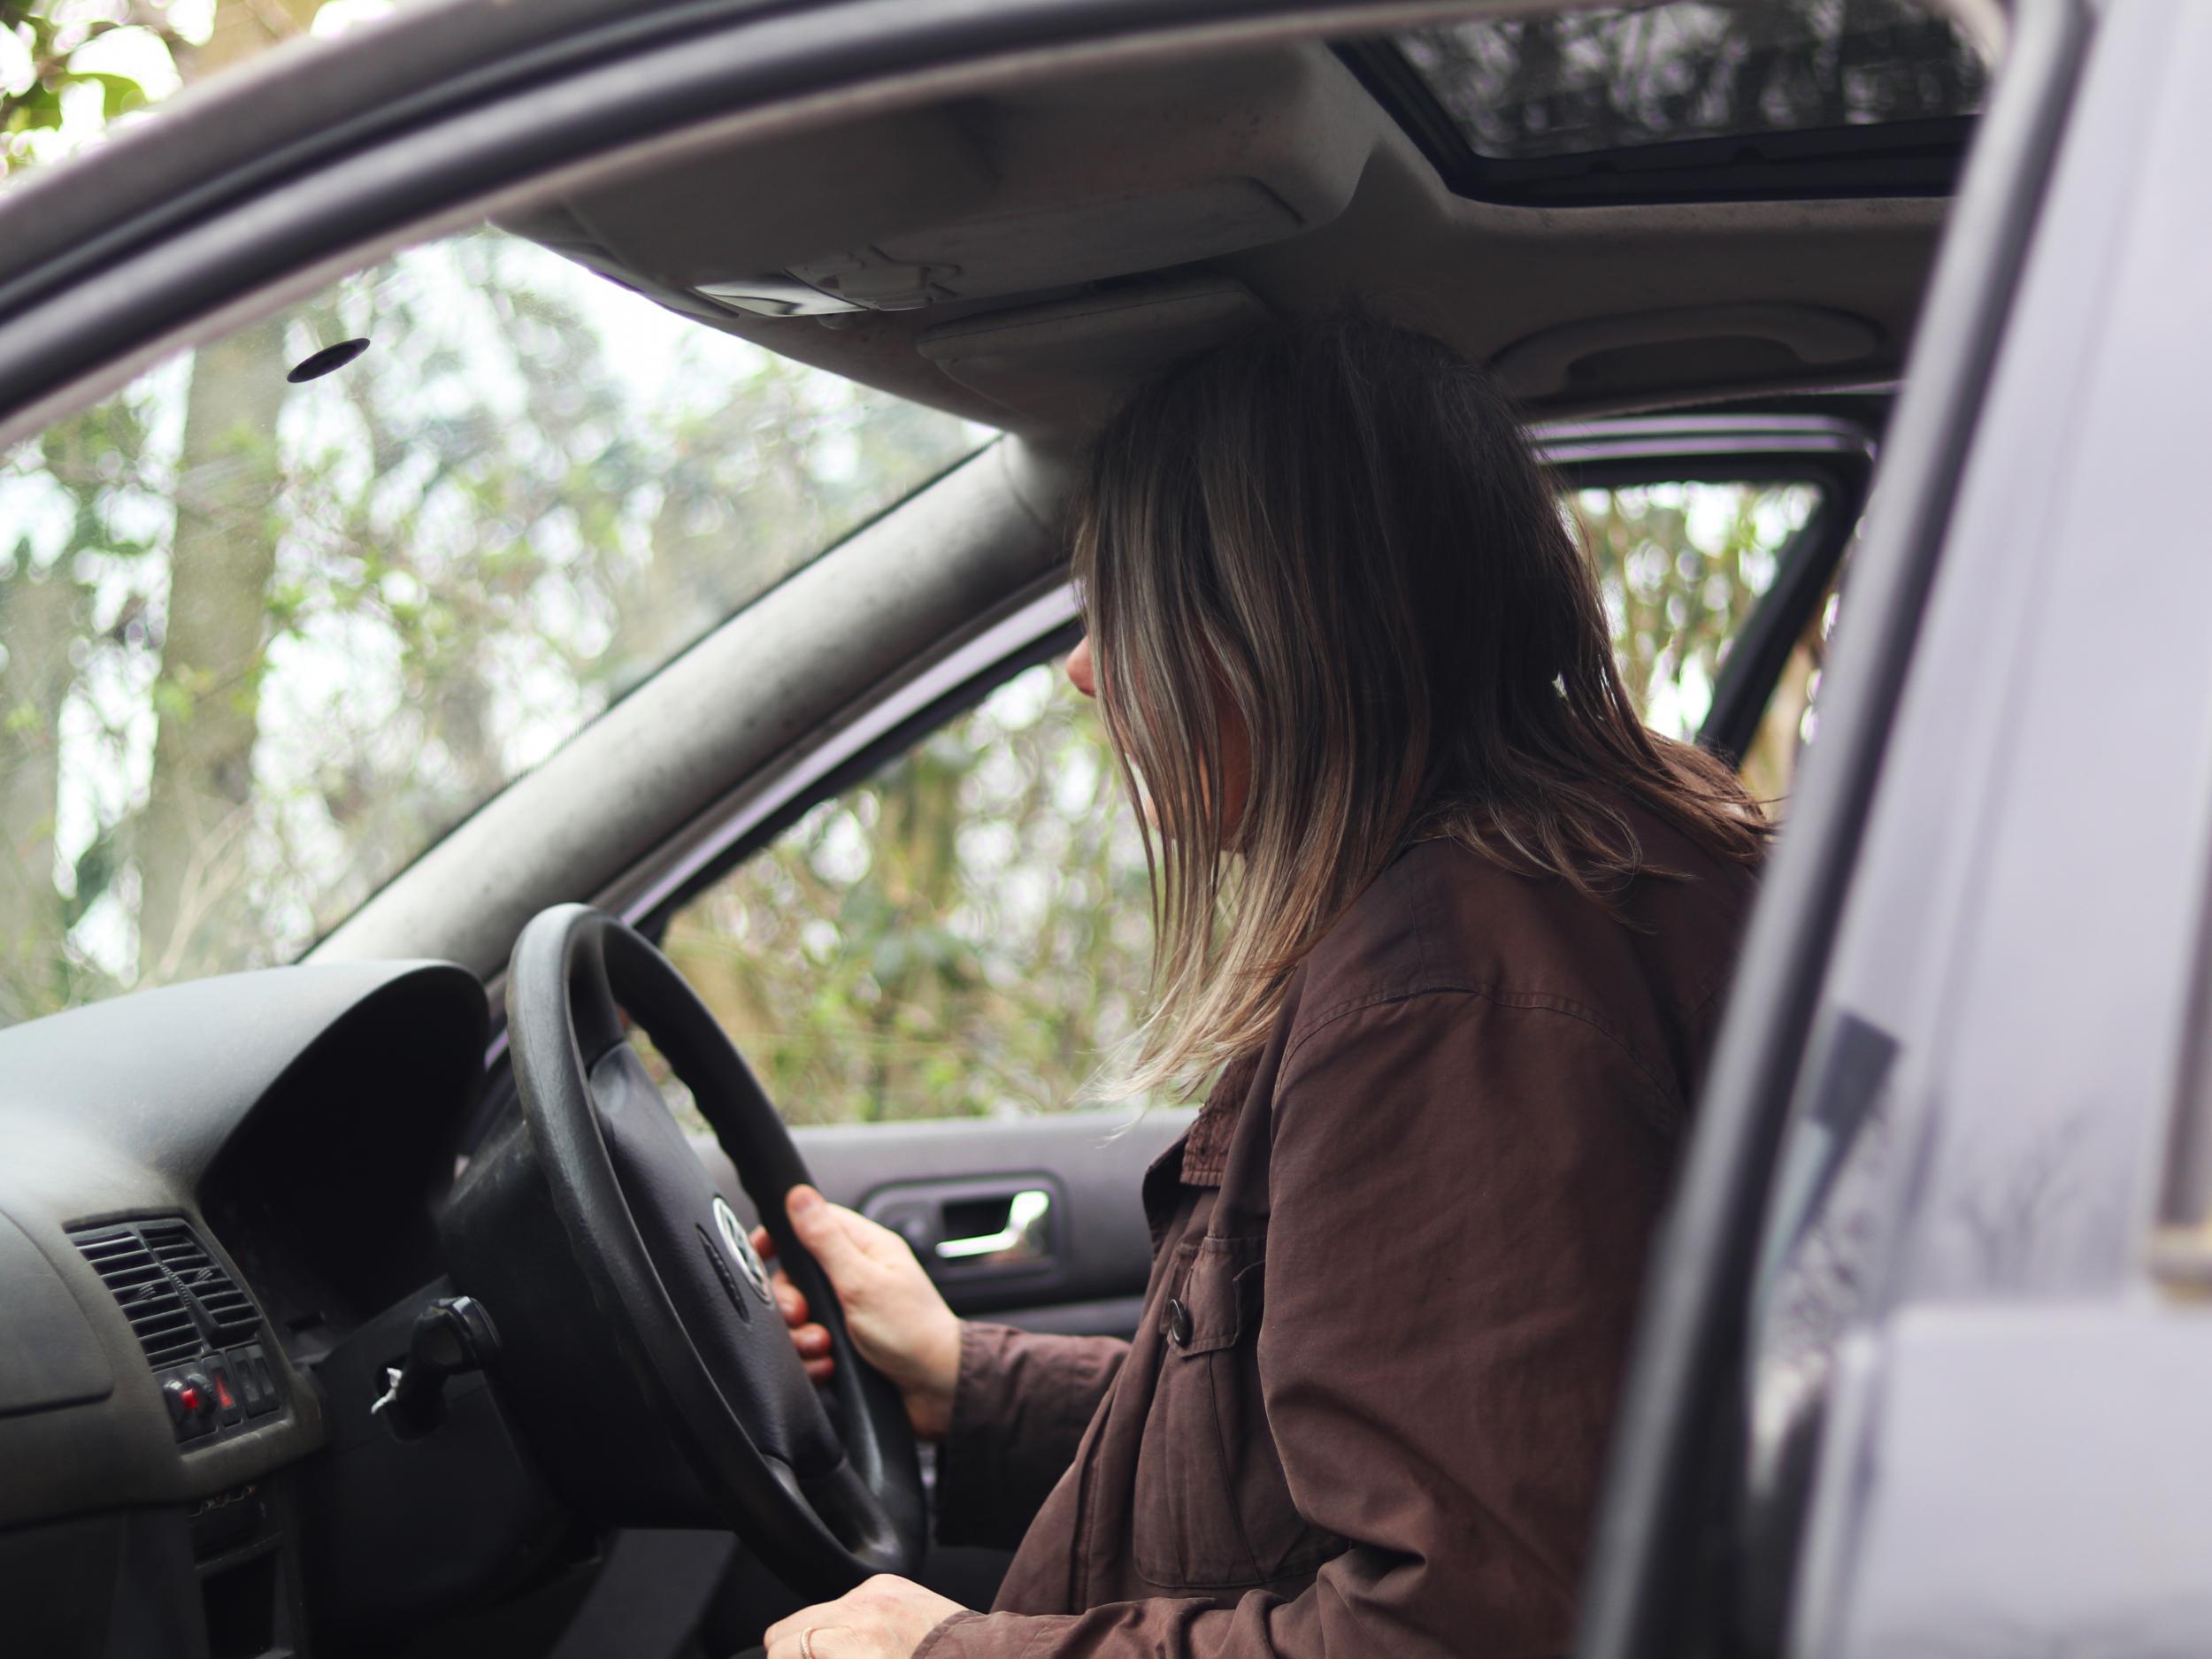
[661,663,1148,1125]
[1739,576,1842,810]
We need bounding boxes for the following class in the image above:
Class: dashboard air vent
[68,1217,260,1368]
[140,1219,259,1340]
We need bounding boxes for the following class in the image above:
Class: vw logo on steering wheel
[711,1194,775,1304]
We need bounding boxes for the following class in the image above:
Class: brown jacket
[918,818,1755,1659]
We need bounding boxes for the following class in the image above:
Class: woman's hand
[764,1575,966,1659]
[751,1184,963,1440]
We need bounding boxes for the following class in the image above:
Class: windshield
[0,227,988,1026]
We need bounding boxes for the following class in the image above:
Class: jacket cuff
[933,1323,1127,1551]
[912,1610,1080,1659]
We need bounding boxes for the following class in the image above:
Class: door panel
[690,1107,1192,1340]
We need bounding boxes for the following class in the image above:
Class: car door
[1570,3,2212,1656]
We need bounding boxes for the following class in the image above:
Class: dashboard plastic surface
[0,959,488,1530]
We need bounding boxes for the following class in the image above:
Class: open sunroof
[1341,1,1993,206]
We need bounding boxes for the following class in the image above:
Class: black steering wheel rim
[504,902,924,1595]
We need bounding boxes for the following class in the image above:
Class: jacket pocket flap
[1164,1233,1264,1354]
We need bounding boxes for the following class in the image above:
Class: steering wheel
[495,902,924,1595]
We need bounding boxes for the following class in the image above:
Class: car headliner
[0,0,1983,455]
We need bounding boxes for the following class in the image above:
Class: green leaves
[78,69,145,121]
[1576,480,1818,741]
[2,1,188,175]
[4,79,65,136]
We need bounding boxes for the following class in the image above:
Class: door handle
[933,1189,1052,1264]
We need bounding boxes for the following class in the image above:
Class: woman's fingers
[764,1258,832,1375]
[773,1288,834,1379]
[769,1268,810,1329]
[796,1321,835,1384]
[751,1210,835,1380]
[764,1622,856,1658]
[786,1184,873,1289]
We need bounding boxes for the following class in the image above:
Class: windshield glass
[0,227,987,1025]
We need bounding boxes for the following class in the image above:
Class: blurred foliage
[664,664,1157,1126]
[2,0,164,173]
[661,480,1827,1127]
[4,0,426,177]
[1572,479,1828,805]
[0,0,336,180]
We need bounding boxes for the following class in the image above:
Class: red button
[178,1386,203,1412]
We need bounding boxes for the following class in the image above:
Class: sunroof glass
[1395,1,1990,163]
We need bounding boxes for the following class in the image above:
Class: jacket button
[1166,1298,1192,1346]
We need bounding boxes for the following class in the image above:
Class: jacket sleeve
[917,989,1679,1657]
[933,1322,1131,1550]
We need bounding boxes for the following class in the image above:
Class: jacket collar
[1176,1050,1260,1187]
[1139,964,1310,1223]
[1136,1049,1258,1241]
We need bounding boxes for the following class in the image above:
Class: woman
[757,311,1763,1659]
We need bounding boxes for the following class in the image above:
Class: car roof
[0,0,674,303]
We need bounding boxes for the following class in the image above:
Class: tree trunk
[135,316,291,981]
[0,557,81,1019]
[134,0,323,983]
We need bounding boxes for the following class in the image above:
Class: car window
[1394,3,1989,165]
[0,227,987,1026]
[1377,0,1990,214]
[1572,479,1831,807]
[1740,570,1842,810]
[659,662,1150,1126]
[662,474,1830,1127]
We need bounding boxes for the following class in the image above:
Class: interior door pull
[934,1189,1052,1263]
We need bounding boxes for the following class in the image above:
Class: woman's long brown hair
[1071,309,1767,1097]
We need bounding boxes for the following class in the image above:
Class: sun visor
[518,47,1367,325]
[503,107,996,301]
[917,277,1268,428]
[775,177,1307,315]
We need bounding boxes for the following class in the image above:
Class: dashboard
[0,960,489,1657]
